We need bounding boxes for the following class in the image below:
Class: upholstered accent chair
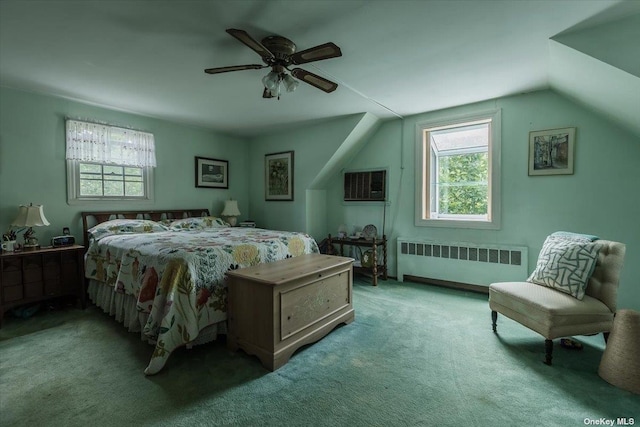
[489,239,626,365]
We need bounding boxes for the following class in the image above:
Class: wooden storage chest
[226,253,354,370]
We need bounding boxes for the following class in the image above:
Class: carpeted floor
[1,279,637,426]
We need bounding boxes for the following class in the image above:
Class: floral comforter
[85,223,319,375]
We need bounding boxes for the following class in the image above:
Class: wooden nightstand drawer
[23,255,42,269]
[3,285,24,302]
[2,258,22,286]
[2,270,22,287]
[24,282,43,299]
[23,255,42,284]
[44,265,61,281]
[60,252,78,264]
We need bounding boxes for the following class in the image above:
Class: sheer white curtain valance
[65,119,156,167]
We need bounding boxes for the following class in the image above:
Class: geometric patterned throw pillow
[527,235,601,300]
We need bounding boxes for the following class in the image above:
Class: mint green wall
[0,87,250,245]
[327,90,640,311]
[2,86,637,312]
[247,114,368,235]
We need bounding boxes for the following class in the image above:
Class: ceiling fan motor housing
[261,36,296,63]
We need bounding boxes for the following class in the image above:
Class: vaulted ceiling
[1,0,638,137]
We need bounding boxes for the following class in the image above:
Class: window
[415,109,501,229]
[66,120,156,203]
[77,163,146,198]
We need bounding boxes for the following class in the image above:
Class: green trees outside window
[79,163,144,197]
[437,152,488,215]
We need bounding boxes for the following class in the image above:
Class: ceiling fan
[204,29,342,99]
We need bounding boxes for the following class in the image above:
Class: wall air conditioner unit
[343,170,386,202]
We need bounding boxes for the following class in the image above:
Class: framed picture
[195,156,228,188]
[265,151,294,201]
[528,127,575,176]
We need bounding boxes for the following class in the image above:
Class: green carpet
[1,279,637,426]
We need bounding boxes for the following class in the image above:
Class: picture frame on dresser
[195,156,228,189]
[265,151,294,201]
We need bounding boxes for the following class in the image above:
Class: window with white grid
[65,120,155,203]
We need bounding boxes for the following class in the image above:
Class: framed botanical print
[528,127,575,176]
[265,151,294,201]
[195,156,228,188]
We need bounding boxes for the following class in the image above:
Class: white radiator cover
[397,238,528,286]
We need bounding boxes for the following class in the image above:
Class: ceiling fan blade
[226,28,275,60]
[290,42,342,65]
[291,68,338,93]
[204,64,266,75]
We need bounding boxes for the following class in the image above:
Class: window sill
[415,217,500,230]
[66,198,155,206]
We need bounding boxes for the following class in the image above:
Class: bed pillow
[169,216,229,230]
[527,234,601,300]
[88,219,169,241]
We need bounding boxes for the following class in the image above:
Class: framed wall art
[195,156,228,189]
[265,151,294,201]
[528,127,575,176]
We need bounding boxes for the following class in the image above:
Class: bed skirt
[87,280,226,350]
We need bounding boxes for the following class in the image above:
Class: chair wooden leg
[544,339,553,365]
[491,310,498,333]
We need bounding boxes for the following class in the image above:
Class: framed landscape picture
[265,151,294,201]
[195,156,228,189]
[528,127,575,176]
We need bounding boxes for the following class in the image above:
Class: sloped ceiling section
[308,112,382,190]
[553,14,640,78]
[549,13,640,136]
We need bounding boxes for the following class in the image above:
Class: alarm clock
[51,235,75,247]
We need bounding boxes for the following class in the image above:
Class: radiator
[397,238,528,287]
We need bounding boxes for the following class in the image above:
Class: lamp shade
[11,204,50,227]
[221,200,241,217]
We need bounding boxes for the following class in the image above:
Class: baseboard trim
[403,275,489,295]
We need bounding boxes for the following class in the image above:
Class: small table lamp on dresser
[221,199,241,226]
[11,203,50,249]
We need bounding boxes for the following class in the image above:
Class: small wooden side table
[327,234,387,286]
[0,245,85,326]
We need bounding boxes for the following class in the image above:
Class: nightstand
[0,245,85,326]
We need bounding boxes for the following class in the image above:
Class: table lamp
[11,203,50,249]
[221,199,241,227]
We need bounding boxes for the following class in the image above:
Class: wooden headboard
[81,208,210,246]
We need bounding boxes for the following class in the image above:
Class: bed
[81,209,320,375]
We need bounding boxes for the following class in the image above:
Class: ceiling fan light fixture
[262,71,280,91]
[262,87,276,98]
[282,74,299,92]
